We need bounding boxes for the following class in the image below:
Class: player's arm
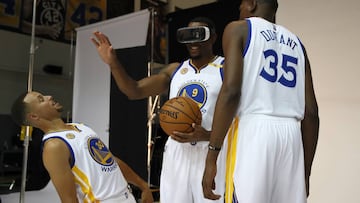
[114,157,154,203]
[203,20,247,200]
[208,21,247,149]
[301,48,319,197]
[43,138,78,203]
[91,31,178,100]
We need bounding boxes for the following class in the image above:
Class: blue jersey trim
[220,59,224,81]
[297,36,306,56]
[244,19,252,57]
[189,60,201,73]
[42,136,76,167]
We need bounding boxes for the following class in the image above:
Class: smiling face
[23,91,63,125]
[185,22,215,60]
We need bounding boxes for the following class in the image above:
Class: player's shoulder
[227,19,248,29]
[212,55,225,67]
[43,136,69,153]
[162,62,181,76]
[224,20,249,37]
[167,62,181,69]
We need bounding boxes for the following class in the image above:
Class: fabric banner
[0,0,22,28]
[0,0,106,42]
[73,9,150,144]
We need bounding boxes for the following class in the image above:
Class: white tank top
[238,17,306,120]
[169,56,224,130]
[42,123,128,202]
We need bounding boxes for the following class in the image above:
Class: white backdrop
[73,9,150,145]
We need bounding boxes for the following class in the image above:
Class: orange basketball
[159,96,202,136]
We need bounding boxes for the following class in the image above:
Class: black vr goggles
[176,26,211,44]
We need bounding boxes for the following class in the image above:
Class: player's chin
[190,54,201,60]
[57,107,64,113]
[187,49,201,59]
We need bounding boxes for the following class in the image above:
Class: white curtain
[73,9,150,145]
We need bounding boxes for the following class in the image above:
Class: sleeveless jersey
[238,17,306,120]
[42,123,129,202]
[169,56,224,131]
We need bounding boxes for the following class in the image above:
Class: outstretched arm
[91,31,178,100]
[115,157,154,203]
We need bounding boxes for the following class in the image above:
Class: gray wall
[278,0,360,203]
[0,30,73,118]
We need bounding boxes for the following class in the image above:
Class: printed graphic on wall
[0,0,106,43]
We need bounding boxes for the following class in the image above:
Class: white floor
[0,181,60,203]
[0,182,161,203]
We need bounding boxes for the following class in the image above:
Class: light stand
[20,0,37,202]
[146,7,161,186]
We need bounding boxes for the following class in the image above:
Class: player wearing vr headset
[92,17,226,203]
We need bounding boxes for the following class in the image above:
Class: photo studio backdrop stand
[19,0,37,202]
[146,6,161,187]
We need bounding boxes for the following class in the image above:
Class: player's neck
[191,55,217,70]
[43,120,78,134]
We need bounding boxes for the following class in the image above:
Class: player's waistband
[239,114,299,122]
[101,187,135,203]
[168,137,209,149]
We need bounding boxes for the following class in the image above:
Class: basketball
[159,96,202,136]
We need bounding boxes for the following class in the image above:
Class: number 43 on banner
[65,0,106,40]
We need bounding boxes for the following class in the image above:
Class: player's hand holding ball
[172,122,210,143]
[159,96,207,142]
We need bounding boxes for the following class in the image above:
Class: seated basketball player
[11,91,154,203]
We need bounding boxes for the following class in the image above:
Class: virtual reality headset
[177,26,211,44]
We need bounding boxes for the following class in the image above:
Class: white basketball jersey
[169,56,224,131]
[238,17,306,120]
[42,123,129,202]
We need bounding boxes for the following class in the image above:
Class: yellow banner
[0,0,107,42]
[0,0,22,28]
[65,0,106,40]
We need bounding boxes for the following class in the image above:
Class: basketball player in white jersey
[11,91,154,203]
[202,0,319,203]
[92,17,227,203]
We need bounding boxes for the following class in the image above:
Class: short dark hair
[11,92,29,126]
[258,0,278,11]
[189,16,216,34]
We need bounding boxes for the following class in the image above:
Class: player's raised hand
[91,31,117,65]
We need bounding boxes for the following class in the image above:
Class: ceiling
[106,0,237,18]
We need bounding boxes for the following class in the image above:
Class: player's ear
[27,112,39,124]
[247,0,257,12]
